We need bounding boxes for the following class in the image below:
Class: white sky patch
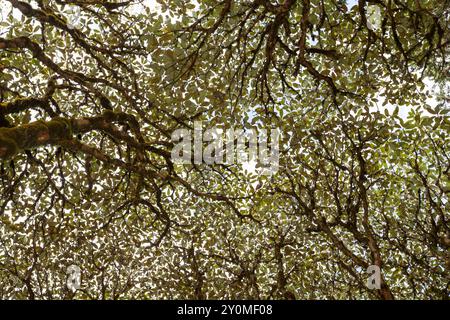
[242,159,257,174]
[0,1,16,25]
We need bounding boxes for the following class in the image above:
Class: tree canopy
[0,0,449,299]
